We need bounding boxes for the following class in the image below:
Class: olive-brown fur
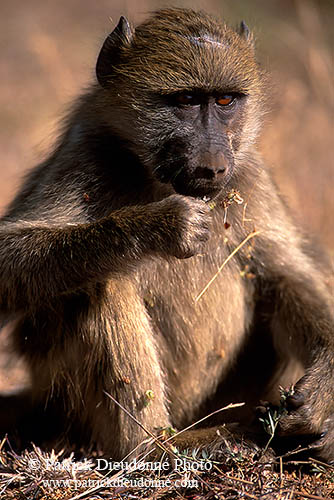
[0,8,333,462]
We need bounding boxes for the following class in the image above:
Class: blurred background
[0,0,333,254]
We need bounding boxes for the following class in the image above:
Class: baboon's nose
[193,165,228,180]
[194,166,216,180]
[215,166,227,179]
[199,151,229,179]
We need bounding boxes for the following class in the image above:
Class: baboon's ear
[96,16,133,88]
[238,20,252,42]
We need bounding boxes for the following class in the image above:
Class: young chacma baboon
[0,8,333,462]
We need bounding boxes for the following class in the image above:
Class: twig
[216,469,254,485]
[242,179,257,227]
[104,391,171,456]
[310,458,334,469]
[103,391,218,496]
[195,230,260,302]
[280,456,284,490]
[68,488,99,500]
[294,493,331,500]
[239,492,261,499]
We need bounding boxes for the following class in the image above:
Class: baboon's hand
[156,194,211,259]
[278,369,334,463]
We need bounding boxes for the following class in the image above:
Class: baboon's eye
[216,95,235,106]
[174,93,200,106]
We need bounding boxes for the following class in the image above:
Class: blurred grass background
[0,0,333,257]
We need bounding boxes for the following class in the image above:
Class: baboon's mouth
[171,176,225,198]
[171,167,232,198]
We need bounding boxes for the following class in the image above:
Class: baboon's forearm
[0,206,170,311]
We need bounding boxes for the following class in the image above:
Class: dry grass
[0,436,333,500]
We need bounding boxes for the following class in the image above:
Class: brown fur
[0,9,333,462]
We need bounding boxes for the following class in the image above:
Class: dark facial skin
[154,91,244,198]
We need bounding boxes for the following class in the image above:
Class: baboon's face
[150,90,247,198]
[103,13,262,198]
[111,79,255,200]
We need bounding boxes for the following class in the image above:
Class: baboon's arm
[0,195,209,313]
[251,170,334,458]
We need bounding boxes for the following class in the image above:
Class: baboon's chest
[137,247,254,421]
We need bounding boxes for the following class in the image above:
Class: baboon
[0,8,333,462]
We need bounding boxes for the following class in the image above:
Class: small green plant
[144,389,155,407]
[259,386,295,453]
